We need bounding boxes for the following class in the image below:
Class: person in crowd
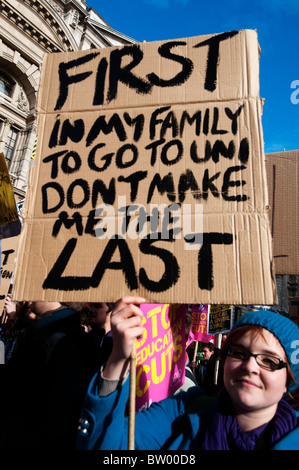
[189,341,223,396]
[175,356,199,394]
[201,342,225,397]
[86,302,114,368]
[87,302,113,336]
[77,298,299,450]
[0,300,101,449]
[0,293,36,362]
[175,311,199,393]
[195,342,215,387]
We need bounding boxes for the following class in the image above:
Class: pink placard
[135,303,186,411]
[190,304,214,343]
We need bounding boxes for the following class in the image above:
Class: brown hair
[220,324,294,389]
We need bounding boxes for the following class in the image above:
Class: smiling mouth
[236,378,261,388]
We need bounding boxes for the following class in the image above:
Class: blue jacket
[77,372,299,451]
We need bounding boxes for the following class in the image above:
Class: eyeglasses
[227,345,287,371]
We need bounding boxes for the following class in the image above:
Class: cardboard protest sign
[265,150,299,275]
[0,153,21,240]
[207,304,232,334]
[189,304,214,342]
[0,236,19,315]
[13,30,276,304]
[135,303,185,411]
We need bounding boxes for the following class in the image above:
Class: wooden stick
[128,339,136,450]
[192,340,198,374]
[213,359,219,385]
[213,333,222,385]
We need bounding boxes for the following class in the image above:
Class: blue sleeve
[271,412,299,450]
[77,371,201,450]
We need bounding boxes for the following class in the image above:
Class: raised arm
[77,296,202,450]
[102,296,145,381]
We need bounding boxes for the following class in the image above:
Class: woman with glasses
[77,298,299,450]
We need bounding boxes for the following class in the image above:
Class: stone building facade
[0,0,136,202]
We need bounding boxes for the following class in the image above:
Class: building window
[4,127,18,168]
[0,73,15,97]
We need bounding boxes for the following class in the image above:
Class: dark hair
[2,301,34,338]
[219,324,294,389]
[203,342,215,352]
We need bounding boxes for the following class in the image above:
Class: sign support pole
[192,340,198,375]
[213,333,222,385]
[128,339,136,450]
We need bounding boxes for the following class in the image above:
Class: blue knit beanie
[233,310,299,391]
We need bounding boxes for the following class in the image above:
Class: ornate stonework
[0,0,135,199]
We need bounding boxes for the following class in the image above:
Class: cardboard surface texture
[13,29,277,304]
[266,150,299,275]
